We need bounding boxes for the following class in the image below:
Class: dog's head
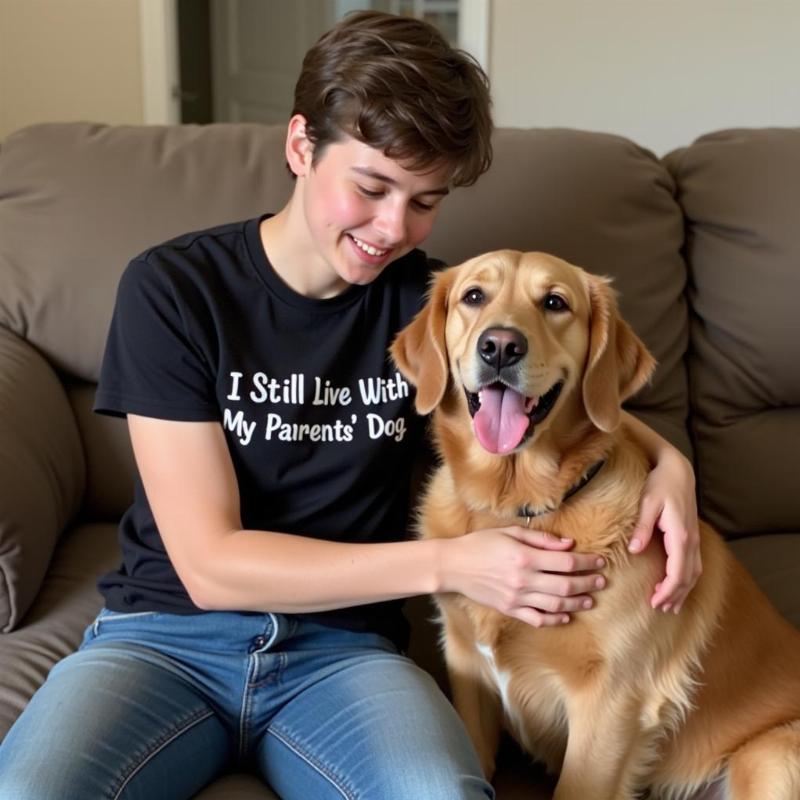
[391,250,655,455]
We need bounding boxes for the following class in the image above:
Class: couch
[0,122,797,799]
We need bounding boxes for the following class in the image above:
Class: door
[210,0,339,123]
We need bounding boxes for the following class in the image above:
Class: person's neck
[259,204,348,300]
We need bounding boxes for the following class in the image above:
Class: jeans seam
[109,707,216,800]
[264,612,280,649]
[239,653,258,761]
[239,614,280,759]
[267,726,355,800]
[249,651,287,690]
[93,611,160,637]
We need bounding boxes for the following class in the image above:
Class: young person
[0,12,700,800]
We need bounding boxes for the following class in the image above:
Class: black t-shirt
[94,215,436,648]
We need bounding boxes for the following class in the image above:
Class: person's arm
[128,414,605,626]
[622,410,702,613]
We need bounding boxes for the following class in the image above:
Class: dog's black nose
[477,327,528,371]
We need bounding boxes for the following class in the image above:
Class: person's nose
[374,200,406,245]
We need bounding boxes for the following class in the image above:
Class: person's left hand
[627,450,702,613]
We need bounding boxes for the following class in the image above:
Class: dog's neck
[434,410,615,520]
[516,458,606,522]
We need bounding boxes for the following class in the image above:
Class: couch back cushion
[0,328,86,630]
[0,123,690,522]
[0,123,295,383]
[666,128,800,536]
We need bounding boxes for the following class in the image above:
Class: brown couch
[1,122,798,799]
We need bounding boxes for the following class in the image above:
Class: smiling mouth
[348,233,389,258]
[464,380,564,454]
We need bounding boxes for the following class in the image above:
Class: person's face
[288,118,452,291]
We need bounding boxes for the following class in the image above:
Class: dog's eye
[462,287,485,306]
[543,293,569,312]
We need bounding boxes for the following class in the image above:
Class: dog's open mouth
[465,380,564,455]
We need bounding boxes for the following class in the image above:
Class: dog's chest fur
[422,442,667,770]
[437,544,670,775]
[464,600,577,765]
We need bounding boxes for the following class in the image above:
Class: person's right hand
[439,527,607,627]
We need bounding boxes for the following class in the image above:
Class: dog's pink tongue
[474,386,530,454]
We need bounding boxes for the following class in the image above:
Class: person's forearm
[184,524,606,629]
[127,415,448,615]
[184,529,445,613]
[621,410,684,467]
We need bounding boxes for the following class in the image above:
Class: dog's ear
[390,267,456,414]
[582,274,657,432]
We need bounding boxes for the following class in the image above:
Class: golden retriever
[391,251,800,800]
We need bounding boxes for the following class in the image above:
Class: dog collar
[517,459,606,525]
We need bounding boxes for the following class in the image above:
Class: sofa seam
[0,564,13,632]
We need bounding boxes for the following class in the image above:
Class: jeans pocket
[90,608,162,638]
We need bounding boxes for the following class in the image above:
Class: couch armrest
[0,326,85,631]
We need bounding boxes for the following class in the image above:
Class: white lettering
[264,412,354,443]
[312,377,352,406]
[366,413,407,442]
[227,371,243,401]
[358,373,410,405]
[223,408,256,446]
[249,372,269,403]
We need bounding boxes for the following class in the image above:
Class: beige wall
[0,0,143,140]
[1,0,798,154]
[490,0,800,155]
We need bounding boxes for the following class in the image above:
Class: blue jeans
[0,609,493,800]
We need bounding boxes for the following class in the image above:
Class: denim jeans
[0,609,493,800]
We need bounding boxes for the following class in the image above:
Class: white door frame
[459,0,491,74]
[139,0,181,124]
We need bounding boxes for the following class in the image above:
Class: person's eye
[543,293,570,312]
[462,287,485,306]
[412,199,436,212]
[357,185,384,199]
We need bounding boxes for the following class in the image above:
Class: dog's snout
[477,327,528,371]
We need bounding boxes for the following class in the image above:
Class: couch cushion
[424,128,690,454]
[0,122,295,384]
[193,774,278,799]
[67,381,135,522]
[666,128,800,535]
[0,328,85,631]
[0,522,116,738]
[729,533,800,629]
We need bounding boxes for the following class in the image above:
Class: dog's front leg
[554,691,645,800]
[441,617,503,780]
[448,657,503,780]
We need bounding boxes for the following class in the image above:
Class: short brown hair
[292,11,493,187]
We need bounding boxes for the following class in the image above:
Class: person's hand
[627,450,702,613]
[441,527,606,627]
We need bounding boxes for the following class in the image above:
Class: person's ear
[285,114,313,178]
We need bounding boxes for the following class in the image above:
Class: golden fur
[391,251,800,800]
